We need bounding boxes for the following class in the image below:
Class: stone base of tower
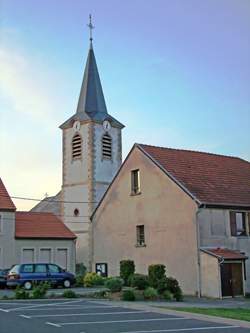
[75,231,92,271]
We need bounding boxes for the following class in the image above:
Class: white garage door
[39,249,52,263]
[56,249,68,270]
[22,249,35,263]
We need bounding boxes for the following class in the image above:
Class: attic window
[102,133,112,159]
[72,134,82,159]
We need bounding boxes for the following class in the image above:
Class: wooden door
[231,263,243,296]
[221,263,243,297]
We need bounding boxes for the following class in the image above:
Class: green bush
[105,277,123,292]
[156,277,168,294]
[163,290,173,301]
[62,290,77,298]
[148,264,166,288]
[75,263,87,276]
[120,260,135,285]
[75,275,85,287]
[173,286,183,301]
[163,277,183,301]
[129,274,149,290]
[31,282,50,299]
[143,287,158,300]
[15,286,29,299]
[122,288,136,301]
[84,272,104,287]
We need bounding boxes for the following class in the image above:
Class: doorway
[221,262,243,297]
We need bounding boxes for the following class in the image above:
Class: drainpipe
[196,207,202,298]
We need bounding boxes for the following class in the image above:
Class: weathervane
[87,14,94,43]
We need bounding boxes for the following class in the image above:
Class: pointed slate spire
[76,43,108,115]
[60,15,124,130]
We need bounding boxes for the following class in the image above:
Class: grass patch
[165,307,250,322]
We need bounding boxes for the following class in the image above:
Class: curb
[94,300,250,329]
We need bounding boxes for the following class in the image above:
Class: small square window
[136,225,145,246]
[131,169,140,195]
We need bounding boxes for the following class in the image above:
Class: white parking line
[113,326,240,333]
[7,299,83,312]
[29,310,149,318]
[0,308,9,313]
[15,305,120,311]
[46,322,62,328]
[19,314,31,319]
[55,317,190,326]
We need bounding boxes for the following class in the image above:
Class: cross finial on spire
[87,14,94,45]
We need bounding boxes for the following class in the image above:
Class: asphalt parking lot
[0,299,249,333]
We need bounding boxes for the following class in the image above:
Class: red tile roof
[202,248,248,260]
[15,212,76,239]
[0,178,16,211]
[139,144,250,207]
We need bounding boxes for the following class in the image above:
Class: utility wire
[0,194,97,204]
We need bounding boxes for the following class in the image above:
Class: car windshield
[9,265,20,274]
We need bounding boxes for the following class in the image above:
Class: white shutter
[22,249,35,263]
[39,249,52,263]
[56,249,68,270]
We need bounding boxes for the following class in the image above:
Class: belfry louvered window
[102,133,112,159]
[72,134,82,159]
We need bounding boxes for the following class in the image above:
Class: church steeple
[60,16,124,130]
[76,44,108,115]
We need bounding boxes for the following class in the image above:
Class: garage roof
[15,212,76,239]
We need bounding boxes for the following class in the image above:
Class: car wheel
[24,281,32,290]
[63,279,71,288]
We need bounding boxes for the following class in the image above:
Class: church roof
[60,43,124,129]
[30,191,61,215]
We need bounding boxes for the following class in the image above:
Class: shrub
[75,263,87,276]
[15,286,29,299]
[163,290,173,301]
[32,282,49,299]
[173,286,183,301]
[84,272,104,287]
[75,275,85,287]
[122,288,136,301]
[120,260,135,285]
[105,277,123,293]
[164,277,183,301]
[143,287,158,300]
[129,274,149,290]
[156,277,168,294]
[63,290,77,298]
[148,264,166,288]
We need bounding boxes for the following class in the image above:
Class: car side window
[34,264,47,273]
[21,264,34,273]
[48,264,60,273]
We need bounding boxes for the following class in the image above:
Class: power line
[0,194,97,204]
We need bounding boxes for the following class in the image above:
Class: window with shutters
[102,133,112,159]
[72,134,82,159]
[230,212,248,236]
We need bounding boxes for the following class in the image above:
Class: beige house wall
[92,146,199,295]
[0,211,16,269]
[200,251,221,298]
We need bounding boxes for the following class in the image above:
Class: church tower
[60,17,124,268]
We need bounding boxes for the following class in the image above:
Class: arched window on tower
[72,134,82,159]
[102,133,112,159]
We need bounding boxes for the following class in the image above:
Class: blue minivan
[7,263,75,290]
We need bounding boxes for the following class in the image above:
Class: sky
[0,0,249,210]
